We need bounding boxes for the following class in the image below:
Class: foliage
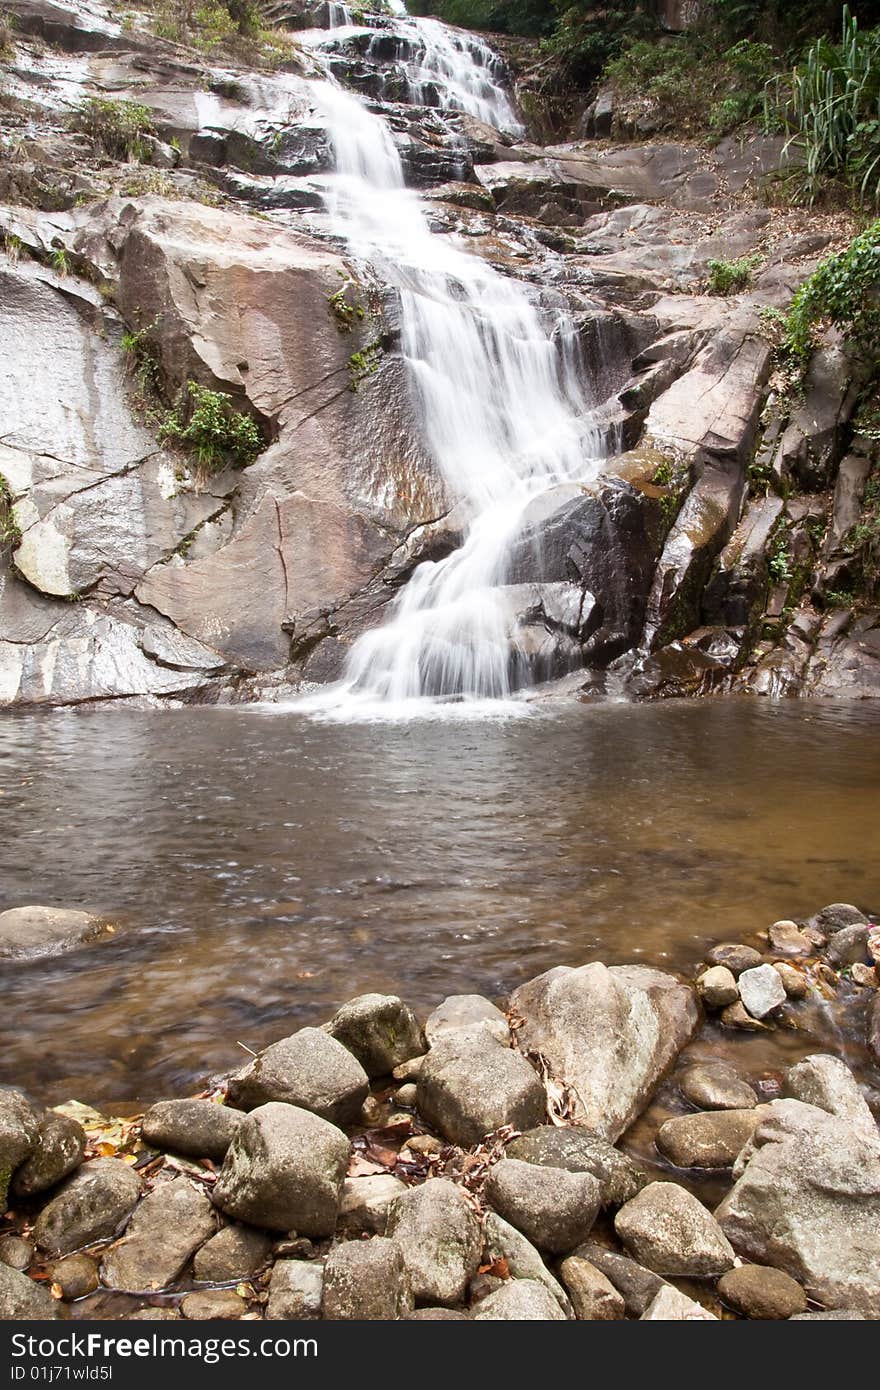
[768,528,793,583]
[74,97,156,161]
[706,252,763,294]
[605,34,778,136]
[159,381,264,472]
[328,282,366,331]
[778,219,880,368]
[50,246,70,275]
[349,344,382,391]
[408,0,555,37]
[0,474,21,550]
[122,323,163,398]
[3,232,22,264]
[150,0,297,64]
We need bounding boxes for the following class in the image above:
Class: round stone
[718,1264,807,1320]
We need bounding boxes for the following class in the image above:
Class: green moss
[348,344,382,392]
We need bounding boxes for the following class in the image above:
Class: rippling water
[2,697,879,1104]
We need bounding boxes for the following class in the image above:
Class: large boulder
[656,1108,763,1170]
[0,1089,39,1210]
[322,1238,414,1320]
[101,1178,218,1292]
[509,962,698,1141]
[226,1028,369,1126]
[0,906,111,961]
[385,1179,482,1306]
[11,1109,86,1199]
[615,1181,735,1277]
[483,1159,601,1255]
[416,1033,545,1147]
[212,1103,349,1236]
[715,1098,880,1315]
[327,994,426,1078]
[33,1158,143,1256]
[783,1054,877,1142]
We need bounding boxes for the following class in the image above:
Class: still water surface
[2,697,879,1103]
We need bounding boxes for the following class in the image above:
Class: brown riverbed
[2,696,879,1105]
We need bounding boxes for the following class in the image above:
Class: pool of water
[2,696,879,1104]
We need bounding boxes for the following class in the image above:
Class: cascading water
[301,8,605,715]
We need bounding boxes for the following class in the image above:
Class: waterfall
[300,9,605,715]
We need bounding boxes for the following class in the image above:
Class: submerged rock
[416,1032,545,1146]
[327,993,426,1078]
[226,1028,369,1126]
[0,906,112,961]
[385,1178,482,1306]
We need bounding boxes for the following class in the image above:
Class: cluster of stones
[1,910,879,1322]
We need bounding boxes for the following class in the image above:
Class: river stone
[385,1178,482,1306]
[505,1126,647,1206]
[695,965,738,1008]
[424,994,510,1046]
[339,1174,407,1235]
[656,1108,763,1169]
[715,1098,880,1315]
[12,1110,86,1199]
[141,1099,242,1160]
[641,1286,717,1320]
[509,962,698,1141]
[50,1253,99,1300]
[0,906,110,961]
[705,943,762,976]
[737,964,786,1019]
[558,1254,624,1320]
[407,1307,470,1319]
[181,1289,246,1319]
[472,1278,567,1320]
[101,1177,218,1292]
[395,1083,418,1107]
[825,924,870,968]
[266,1260,324,1319]
[481,1211,572,1314]
[576,1243,668,1317]
[615,1181,735,1277]
[772,961,808,998]
[126,1308,181,1320]
[192,1224,273,1282]
[783,1054,878,1142]
[0,1235,33,1271]
[213,1103,349,1235]
[851,962,877,987]
[483,1159,601,1255]
[720,1000,768,1031]
[327,994,426,1078]
[679,1063,757,1111]
[226,1028,369,1126]
[33,1158,143,1256]
[416,1032,545,1146]
[0,1263,59,1319]
[0,1088,39,1210]
[812,903,867,934]
[767,920,814,956]
[392,1056,425,1083]
[790,1309,866,1320]
[322,1237,414,1320]
[717,1264,807,1319]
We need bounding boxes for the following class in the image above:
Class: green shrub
[159,382,264,473]
[75,97,155,161]
[706,252,764,295]
[605,35,779,137]
[780,219,880,368]
[0,474,21,550]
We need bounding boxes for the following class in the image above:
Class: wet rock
[720,1000,768,1031]
[679,1064,757,1111]
[266,1260,324,1320]
[641,1286,716,1320]
[481,1212,572,1314]
[392,1056,425,1083]
[424,994,510,1046]
[192,1225,272,1282]
[737,964,786,1019]
[34,1158,143,1256]
[101,1177,217,1292]
[695,965,738,1008]
[656,1109,763,1169]
[226,1028,369,1126]
[717,1264,807,1319]
[851,963,877,988]
[322,1237,414,1320]
[767,920,815,956]
[783,1054,877,1142]
[0,1089,39,1210]
[483,1159,601,1255]
[327,994,426,1078]
[716,1098,880,1315]
[509,962,698,1141]
[386,1178,482,1306]
[505,1126,647,1206]
[472,1278,567,1321]
[338,1174,407,1236]
[615,1182,735,1277]
[0,1235,33,1271]
[576,1244,668,1316]
[181,1290,246,1319]
[0,906,110,961]
[50,1253,98,1301]
[213,1103,348,1236]
[416,1032,545,1146]
[772,962,808,999]
[0,1263,59,1319]
[558,1254,624,1320]
[705,943,762,975]
[812,903,867,935]
[395,1082,418,1107]
[826,924,870,968]
[141,1099,242,1161]
[12,1110,86,1199]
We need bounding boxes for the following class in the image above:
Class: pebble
[767,920,814,956]
[706,943,762,976]
[679,1064,757,1111]
[771,961,808,999]
[720,1000,769,1031]
[696,965,739,1008]
[737,964,787,1019]
[50,1254,99,1300]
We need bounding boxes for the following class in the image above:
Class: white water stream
[300,6,605,715]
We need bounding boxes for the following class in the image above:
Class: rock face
[483,1159,602,1255]
[141,1099,242,1160]
[509,962,698,1141]
[0,906,111,960]
[33,1158,143,1256]
[101,1178,217,1291]
[322,1238,414,1320]
[385,1179,482,1306]
[715,1098,880,1315]
[416,1033,546,1146]
[327,994,426,1078]
[226,1028,369,1126]
[615,1182,736,1277]
[212,1103,349,1236]
[11,1110,86,1199]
